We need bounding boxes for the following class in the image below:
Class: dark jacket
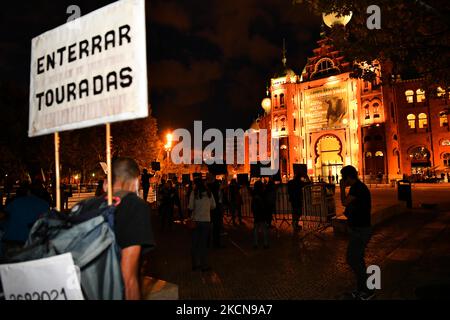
[252,194,270,223]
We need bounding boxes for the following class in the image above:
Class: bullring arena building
[247,35,450,183]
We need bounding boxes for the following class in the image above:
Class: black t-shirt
[115,193,155,253]
[344,180,372,228]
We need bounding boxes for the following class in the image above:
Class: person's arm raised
[121,245,142,300]
[340,183,356,207]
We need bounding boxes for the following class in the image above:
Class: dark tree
[112,106,162,170]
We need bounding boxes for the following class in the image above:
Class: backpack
[1,194,130,300]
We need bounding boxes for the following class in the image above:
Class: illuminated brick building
[249,36,450,182]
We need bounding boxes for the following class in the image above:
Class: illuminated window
[373,102,380,118]
[407,114,416,129]
[405,90,414,103]
[364,81,370,91]
[280,94,285,108]
[375,151,384,157]
[437,87,446,98]
[366,152,372,158]
[364,104,370,120]
[418,113,428,129]
[440,111,449,127]
[274,117,279,131]
[416,89,426,103]
[280,117,286,131]
[274,95,278,109]
[311,58,340,79]
[444,153,450,166]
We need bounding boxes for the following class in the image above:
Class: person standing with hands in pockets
[340,166,375,300]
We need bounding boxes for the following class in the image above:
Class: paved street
[142,185,450,300]
[65,185,450,299]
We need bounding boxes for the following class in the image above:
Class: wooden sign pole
[54,132,61,212]
[106,124,113,205]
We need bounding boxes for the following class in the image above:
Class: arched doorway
[315,135,343,180]
[409,146,431,176]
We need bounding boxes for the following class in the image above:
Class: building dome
[273,66,297,79]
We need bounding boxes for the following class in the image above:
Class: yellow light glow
[323,12,353,28]
[261,98,272,113]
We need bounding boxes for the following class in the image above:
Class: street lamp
[164,132,173,174]
[261,97,272,114]
[322,11,353,28]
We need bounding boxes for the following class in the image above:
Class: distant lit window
[364,104,370,119]
[375,151,384,157]
[440,111,449,127]
[311,58,340,79]
[274,95,278,109]
[366,152,372,158]
[280,94,285,108]
[407,114,416,129]
[405,90,414,103]
[418,113,428,128]
[444,153,450,166]
[364,81,370,91]
[280,117,286,131]
[373,102,380,118]
[437,87,446,98]
[274,117,279,131]
[416,89,426,103]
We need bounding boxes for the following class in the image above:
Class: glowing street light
[322,11,353,28]
[164,132,173,151]
[261,97,272,114]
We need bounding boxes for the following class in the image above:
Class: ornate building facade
[248,36,450,183]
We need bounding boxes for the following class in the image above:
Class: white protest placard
[29,0,148,137]
[0,253,84,300]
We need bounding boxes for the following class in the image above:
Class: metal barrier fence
[154,183,336,229]
[302,184,336,229]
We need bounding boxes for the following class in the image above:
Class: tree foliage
[112,107,162,170]
[294,0,450,90]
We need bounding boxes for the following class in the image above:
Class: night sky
[0,0,321,134]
